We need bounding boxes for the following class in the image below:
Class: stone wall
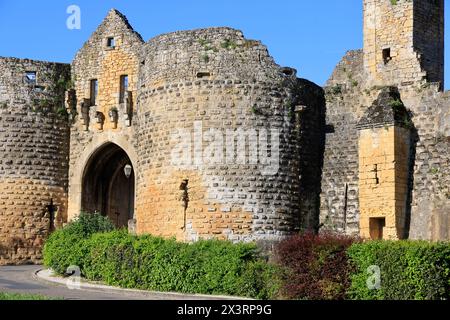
[320,50,366,235]
[413,0,445,89]
[363,0,444,88]
[322,0,449,240]
[1,4,447,267]
[399,86,450,240]
[322,48,450,240]
[321,55,449,240]
[65,11,326,243]
[0,57,70,265]
[136,27,325,243]
[67,9,143,221]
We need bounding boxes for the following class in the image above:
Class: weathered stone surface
[320,0,449,240]
[1,2,449,264]
[357,88,413,240]
[67,10,326,244]
[0,58,70,265]
[364,0,444,89]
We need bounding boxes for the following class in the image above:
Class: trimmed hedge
[81,231,279,298]
[275,232,356,300]
[44,215,450,300]
[347,241,450,300]
[44,214,279,299]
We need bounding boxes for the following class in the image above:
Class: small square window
[26,71,36,85]
[107,37,115,48]
[382,48,392,64]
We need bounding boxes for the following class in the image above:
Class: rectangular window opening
[26,71,37,85]
[369,218,386,240]
[120,75,129,103]
[90,79,98,106]
[383,48,391,64]
[373,164,379,185]
[107,37,115,48]
[197,72,211,79]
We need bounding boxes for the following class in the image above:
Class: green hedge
[348,241,450,300]
[43,214,279,299]
[44,215,450,300]
[43,213,115,275]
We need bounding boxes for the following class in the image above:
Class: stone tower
[0,58,71,264]
[363,0,445,90]
[67,9,326,245]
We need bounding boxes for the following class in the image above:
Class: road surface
[0,265,232,300]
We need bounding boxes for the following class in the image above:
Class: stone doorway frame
[67,134,138,222]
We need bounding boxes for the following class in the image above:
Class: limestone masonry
[0,0,448,265]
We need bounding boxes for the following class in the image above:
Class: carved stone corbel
[108,107,119,129]
[95,111,105,131]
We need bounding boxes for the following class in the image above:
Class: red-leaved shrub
[275,232,357,300]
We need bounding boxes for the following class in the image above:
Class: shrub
[238,260,282,300]
[347,241,450,300]
[44,224,276,299]
[62,212,116,237]
[275,232,356,300]
[43,213,115,274]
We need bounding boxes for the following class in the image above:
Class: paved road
[0,265,227,300]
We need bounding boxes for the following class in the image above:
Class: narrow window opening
[383,48,392,64]
[107,37,115,48]
[372,164,379,184]
[369,218,386,240]
[120,75,129,103]
[196,72,211,79]
[90,79,98,106]
[26,71,37,85]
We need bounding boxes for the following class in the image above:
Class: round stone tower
[135,27,325,243]
[0,57,70,264]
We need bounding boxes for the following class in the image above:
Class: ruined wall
[322,0,449,240]
[413,0,445,89]
[322,48,450,240]
[136,28,325,243]
[68,9,143,221]
[0,57,70,265]
[320,50,366,235]
[296,80,326,230]
[363,0,444,88]
[399,86,450,240]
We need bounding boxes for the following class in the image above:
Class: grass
[0,292,61,300]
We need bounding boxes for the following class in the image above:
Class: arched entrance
[81,143,135,228]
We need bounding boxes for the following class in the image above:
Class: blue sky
[0,0,448,88]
